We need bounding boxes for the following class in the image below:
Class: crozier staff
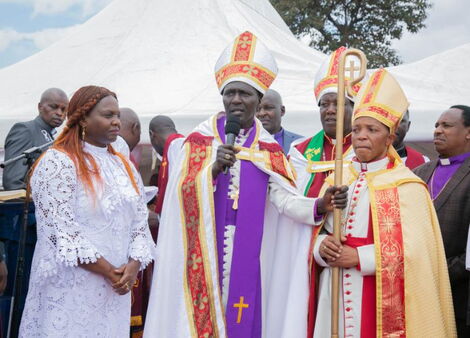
[311,69,456,337]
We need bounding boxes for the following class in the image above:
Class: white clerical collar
[239,126,253,136]
[439,158,451,166]
[438,151,470,166]
[352,156,389,173]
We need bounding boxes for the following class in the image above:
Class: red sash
[343,213,376,338]
[307,217,376,338]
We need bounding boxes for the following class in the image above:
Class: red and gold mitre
[314,46,362,103]
[214,31,278,94]
[353,68,409,133]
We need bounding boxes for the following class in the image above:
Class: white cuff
[268,179,316,224]
[357,244,376,276]
[313,234,330,267]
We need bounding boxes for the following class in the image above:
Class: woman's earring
[82,126,86,140]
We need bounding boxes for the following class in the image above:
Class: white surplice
[19,143,156,337]
[144,114,318,338]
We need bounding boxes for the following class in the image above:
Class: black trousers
[457,318,470,338]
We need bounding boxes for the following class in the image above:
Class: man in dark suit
[3,88,68,190]
[414,104,470,337]
[256,89,303,153]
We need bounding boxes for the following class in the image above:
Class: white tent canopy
[0,0,469,146]
[0,0,324,146]
[388,42,470,140]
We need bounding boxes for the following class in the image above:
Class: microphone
[223,114,241,174]
[0,140,54,168]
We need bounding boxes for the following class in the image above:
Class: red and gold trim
[231,31,257,62]
[372,186,406,337]
[354,104,401,130]
[314,46,362,99]
[360,68,386,106]
[327,46,346,76]
[314,75,361,99]
[353,68,408,133]
[215,62,276,92]
[130,315,143,327]
[179,132,218,337]
[258,141,296,186]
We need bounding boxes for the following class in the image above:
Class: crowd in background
[0,32,469,338]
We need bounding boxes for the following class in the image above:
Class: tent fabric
[0,0,469,147]
[0,0,324,147]
[388,43,470,140]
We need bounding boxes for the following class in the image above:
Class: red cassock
[403,146,426,170]
[154,133,184,214]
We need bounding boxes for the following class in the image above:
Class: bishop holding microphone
[144,31,348,337]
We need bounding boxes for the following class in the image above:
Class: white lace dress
[19,143,155,337]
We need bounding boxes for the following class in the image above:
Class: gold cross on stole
[233,296,249,323]
[230,190,239,210]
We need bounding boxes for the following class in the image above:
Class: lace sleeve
[127,165,156,269]
[31,149,101,278]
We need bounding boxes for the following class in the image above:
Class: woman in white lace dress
[19,86,155,337]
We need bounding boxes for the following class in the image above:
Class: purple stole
[214,117,269,337]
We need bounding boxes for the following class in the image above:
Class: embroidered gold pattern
[375,187,406,337]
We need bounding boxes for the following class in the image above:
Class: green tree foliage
[270,0,431,67]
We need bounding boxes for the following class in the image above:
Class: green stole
[302,130,325,196]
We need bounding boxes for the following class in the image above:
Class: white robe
[312,158,388,338]
[19,143,156,337]
[144,115,318,337]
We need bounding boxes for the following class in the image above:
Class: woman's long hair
[32,85,139,196]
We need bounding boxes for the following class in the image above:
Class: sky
[0,0,469,69]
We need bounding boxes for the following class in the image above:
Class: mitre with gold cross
[214,31,278,94]
[314,46,363,103]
